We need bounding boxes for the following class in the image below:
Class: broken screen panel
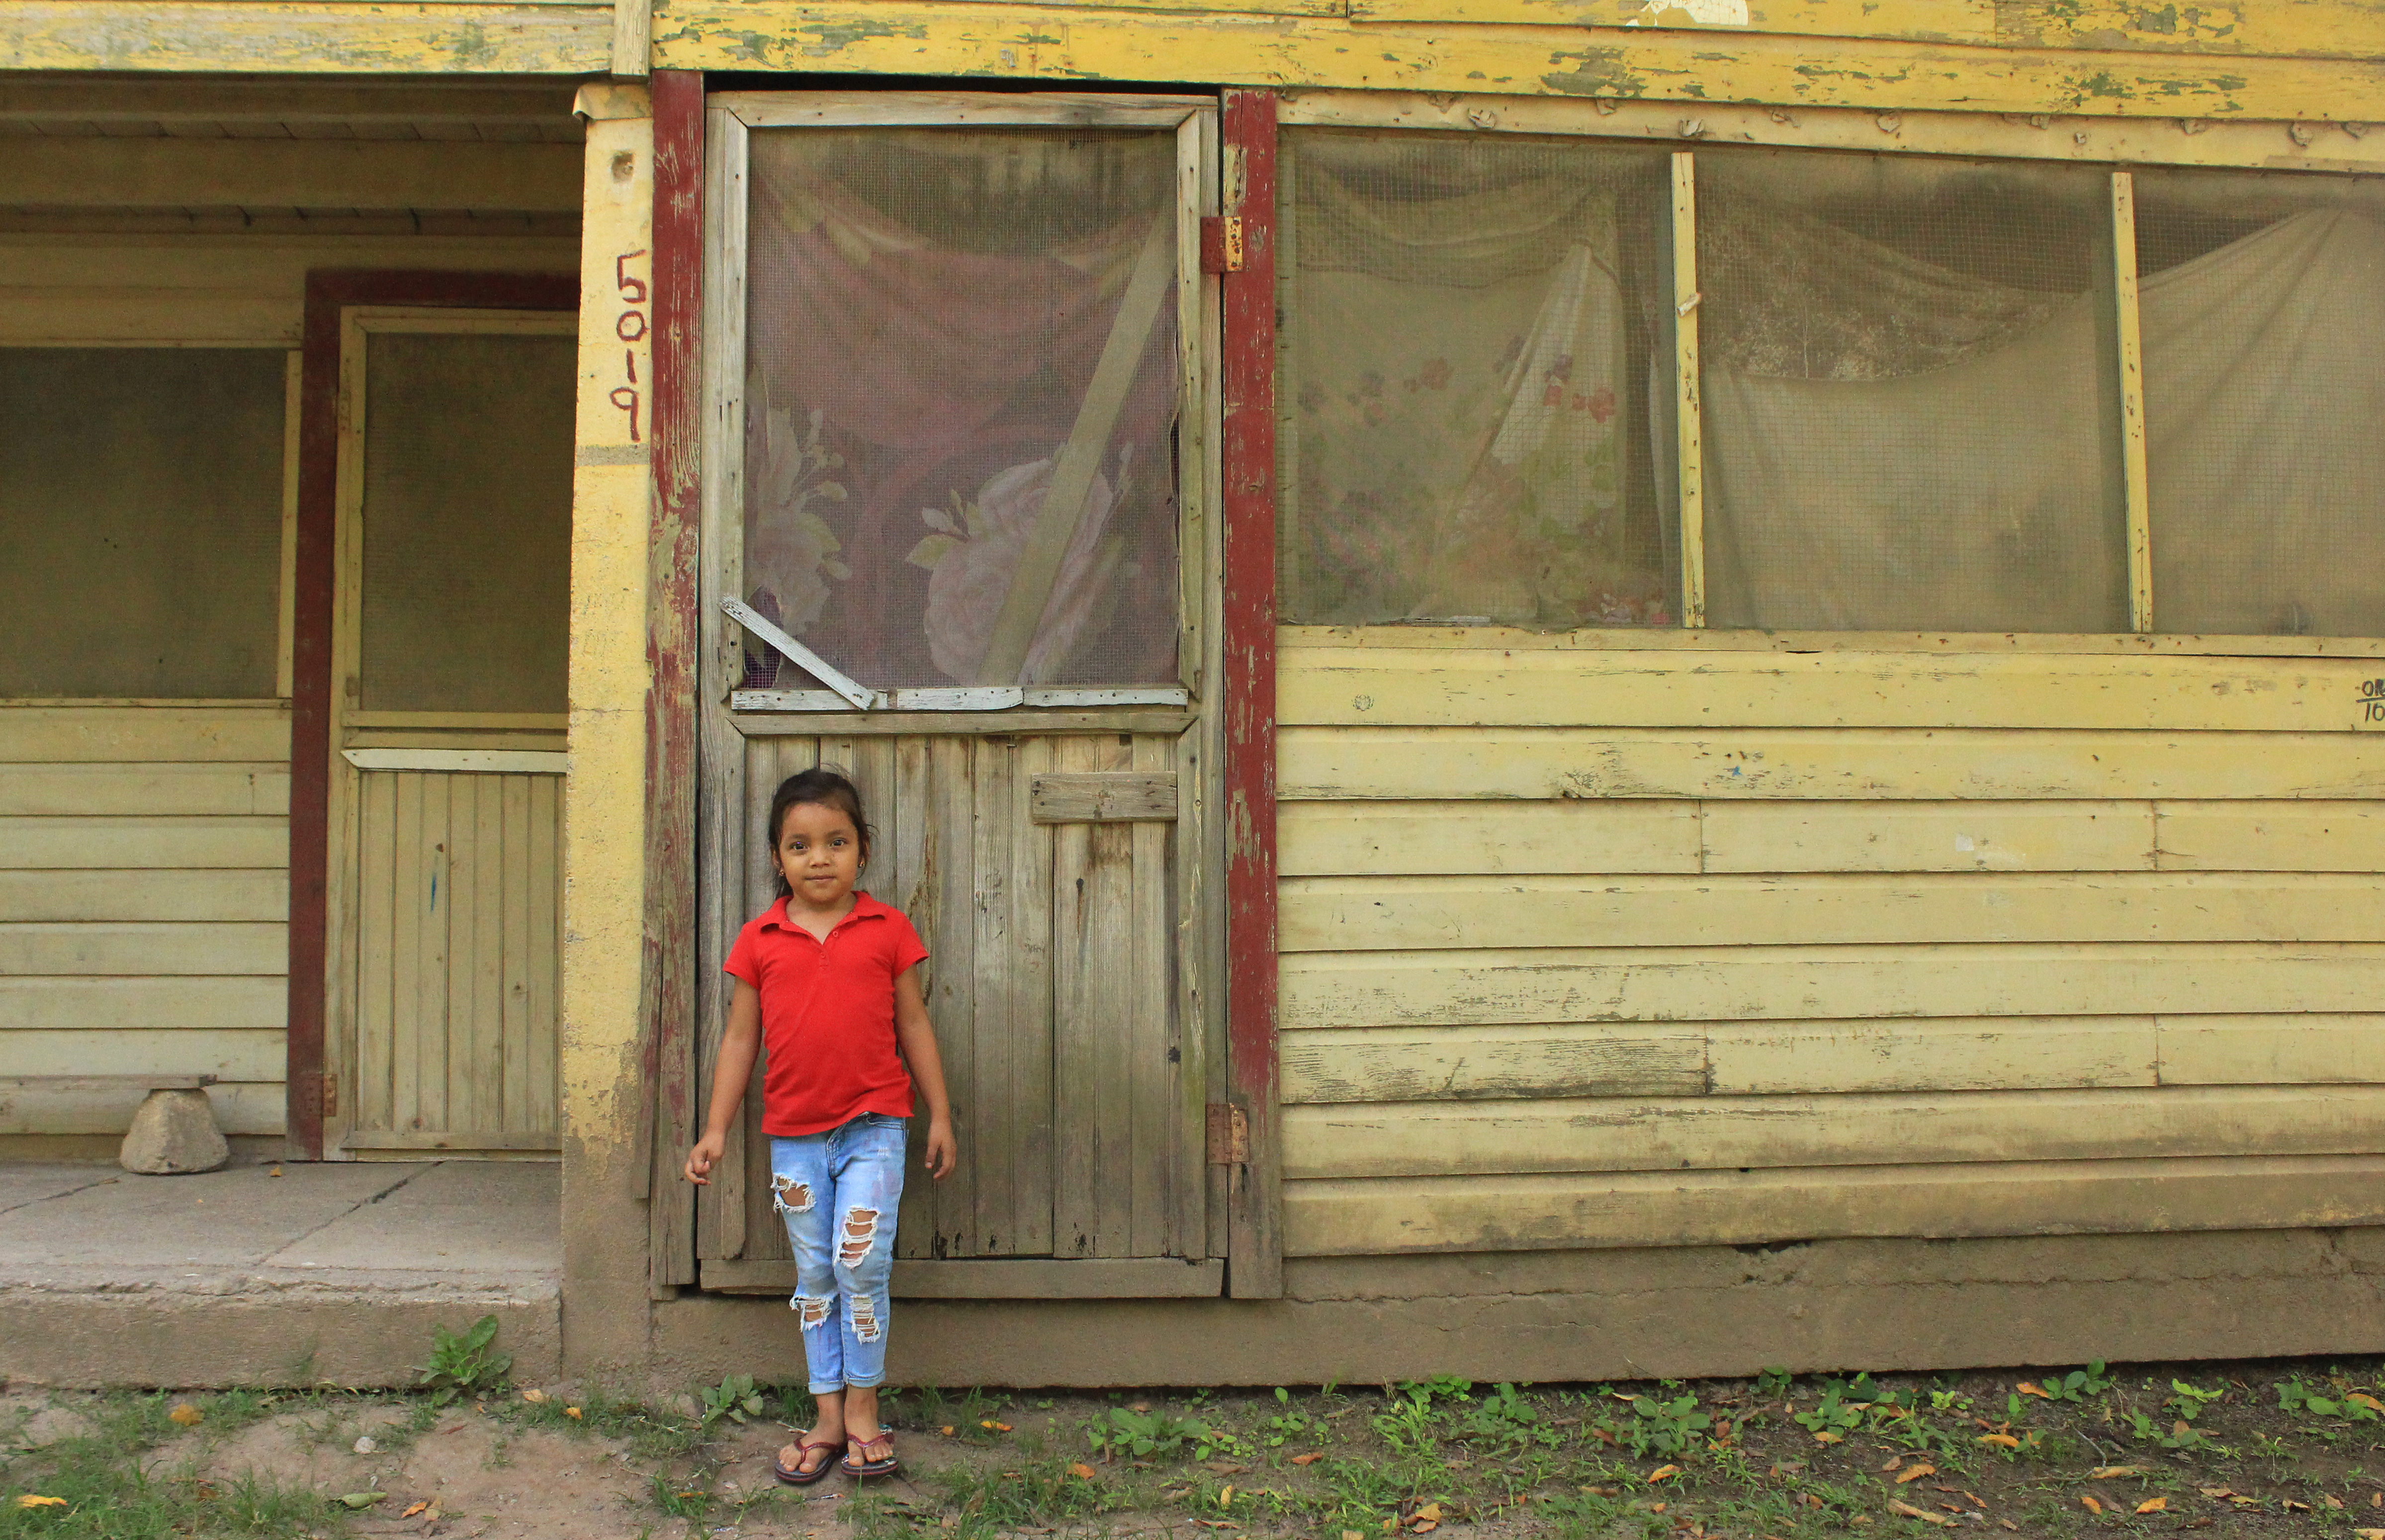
[741,127,1183,690]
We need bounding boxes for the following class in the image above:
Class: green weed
[415,1315,511,1405]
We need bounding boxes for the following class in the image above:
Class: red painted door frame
[645,67,707,1286]
[285,269,579,1160]
[1219,88,1283,1298]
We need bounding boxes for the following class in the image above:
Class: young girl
[684,768,957,1485]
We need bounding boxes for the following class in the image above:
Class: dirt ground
[11,1358,2385,1540]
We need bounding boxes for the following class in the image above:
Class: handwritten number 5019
[611,250,649,442]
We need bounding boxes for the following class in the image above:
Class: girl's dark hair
[767,767,874,898]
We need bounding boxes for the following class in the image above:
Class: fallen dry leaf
[2017,1383,2053,1400]
[2137,1498,2167,1515]
[1410,1524,1437,1535]
[2080,1495,2103,1514]
[2329,1496,2348,1511]
[1068,1463,1097,1481]
[1813,1430,1844,1444]
[1290,1453,1325,1465]
[1218,1485,1236,1508]
[2285,1499,2314,1512]
[1895,1463,1936,1485]
[1881,1456,1904,1472]
[521,1389,547,1404]
[403,1502,430,1519]
[2356,1394,2385,1414]
[2089,1466,2142,1479]
[2356,1530,2385,1540]
[1645,1503,1666,1514]
[939,1425,957,1437]
[1888,1500,1952,1527]
[1411,1502,1440,1523]
[15,1496,67,1509]
[1648,1465,1680,1484]
[1977,1433,2020,1449]
[1341,1532,1363,1540]
[982,1420,1012,1433]
[564,1406,582,1419]
[337,1493,386,1510]
[168,1403,203,1427]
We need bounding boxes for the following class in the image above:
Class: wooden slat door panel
[714,730,1181,1264]
[344,769,560,1148]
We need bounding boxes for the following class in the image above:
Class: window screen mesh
[1279,129,1677,628]
[742,128,1182,690]
[2136,170,2385,637]
[0,348,283,699]
[1698,151,2125,632]
[358,330,574,714]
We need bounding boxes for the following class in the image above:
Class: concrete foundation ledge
[0,1276,560,1389]
[634,1227,2385,1388]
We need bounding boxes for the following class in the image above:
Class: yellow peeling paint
[1,1,611,75]
[561,93,655,1156]
[652,4,2383,120]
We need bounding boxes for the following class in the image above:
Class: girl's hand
[685,1130,726,1186]
[923,1117,958,1181]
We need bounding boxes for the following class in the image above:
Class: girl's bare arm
[892,967,957,1179]
[684,978,762,1185]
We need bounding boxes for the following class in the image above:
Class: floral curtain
[1279,130,1674,629]
[741,128,1182,688]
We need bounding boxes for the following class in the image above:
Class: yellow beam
[652,4,2385,119]
[0,138,582,212]
[2,2,611,75]
[2000,0,2385,61]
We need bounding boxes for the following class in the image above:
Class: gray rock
[118,1088,230,1175]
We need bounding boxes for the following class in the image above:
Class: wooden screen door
[321,307,577,1158]
[692,93,1227,1297]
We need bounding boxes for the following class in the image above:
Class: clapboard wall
[0,705,292,1137]
[1274,631,2385,1258]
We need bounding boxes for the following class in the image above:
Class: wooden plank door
[322,307,576,1158]
[691,93,1225,1298]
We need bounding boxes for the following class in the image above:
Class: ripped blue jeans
[770,1113,907,1393]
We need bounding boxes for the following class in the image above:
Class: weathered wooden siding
[1276,633,2385,1257]
[0,706,290,1137]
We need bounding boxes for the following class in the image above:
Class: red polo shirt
[723,891,930,1136]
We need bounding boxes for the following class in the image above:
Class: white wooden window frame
[1278,89,2385,651]
[704,92,1215,713]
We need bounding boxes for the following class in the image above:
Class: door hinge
[1199,216,1244,275]
[1206,1103,1248,1164]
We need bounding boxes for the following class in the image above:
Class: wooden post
[1671,150,1706,630]
[2112,169,2154,634]
[645,66,705,1291]
[1220,87,1282,1301]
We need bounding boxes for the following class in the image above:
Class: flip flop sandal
[775,1439,843,1486]
[842,1433,901,1480]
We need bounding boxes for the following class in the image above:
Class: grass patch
[0,1391,341,1540]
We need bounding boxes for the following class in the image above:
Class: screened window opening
[0,347,285,699]
[2136,170,2385,637]
[357,330,575,715]
[1278,129,1678,629]
[1697,151,2126,633]
[741,127,1184,690]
